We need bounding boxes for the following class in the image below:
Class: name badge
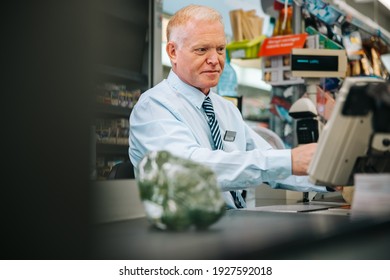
[223,130,236,142]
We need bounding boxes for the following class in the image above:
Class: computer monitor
[308,76,387,186]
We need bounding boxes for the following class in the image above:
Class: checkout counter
[90,77,390,260]
[90,179,390,260]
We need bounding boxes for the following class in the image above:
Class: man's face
[167,20,226,94]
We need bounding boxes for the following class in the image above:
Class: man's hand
[291,143,317,176]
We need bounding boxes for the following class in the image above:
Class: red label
[259,34,308,57]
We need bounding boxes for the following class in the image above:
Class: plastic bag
[137,150,226,230]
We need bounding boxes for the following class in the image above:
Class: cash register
[308,76,390,186]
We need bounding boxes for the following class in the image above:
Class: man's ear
[166,42,177,64]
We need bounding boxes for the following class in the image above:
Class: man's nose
[206,50,219,64]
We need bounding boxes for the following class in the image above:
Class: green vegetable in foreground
[137,150,226,230]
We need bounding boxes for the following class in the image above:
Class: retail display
[259,33,307,85]
[92,0,162,180]
[255,0,390,148]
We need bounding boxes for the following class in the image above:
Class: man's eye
[196,48,207,53]
[217,47,225,54]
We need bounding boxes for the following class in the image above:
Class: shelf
[332,0,390,45]
[96,64,148,85]
[96,143,128,155]
[92,0,161,175]
[342,16,390,46]
[231,57,262,69]
[95,103,131,118]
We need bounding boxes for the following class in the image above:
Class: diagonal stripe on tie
[202,96,246,208]
[202,96,224,150]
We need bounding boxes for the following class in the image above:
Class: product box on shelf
[258,34,307,86]
[305,26,343,50]
[95,118,129,145]
[96,83,141,109]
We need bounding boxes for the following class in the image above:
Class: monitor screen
[291,54,339,72]
[291,48,347,78]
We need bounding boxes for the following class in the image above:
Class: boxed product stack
[227,9,265,59]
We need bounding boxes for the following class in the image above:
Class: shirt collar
[167,70,215,109]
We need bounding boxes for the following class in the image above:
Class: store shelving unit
[91,0,163,180]
[267,0,390,149]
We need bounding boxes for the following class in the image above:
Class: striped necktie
[202,96,246,209]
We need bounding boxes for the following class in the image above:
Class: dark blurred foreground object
[137,151,226,231]
[2,1,93,259]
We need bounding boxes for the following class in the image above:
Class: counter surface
[90,207,390,259]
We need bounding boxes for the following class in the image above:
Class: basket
[226,35,266,60]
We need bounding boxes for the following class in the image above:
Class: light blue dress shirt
[129,70,327,208]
